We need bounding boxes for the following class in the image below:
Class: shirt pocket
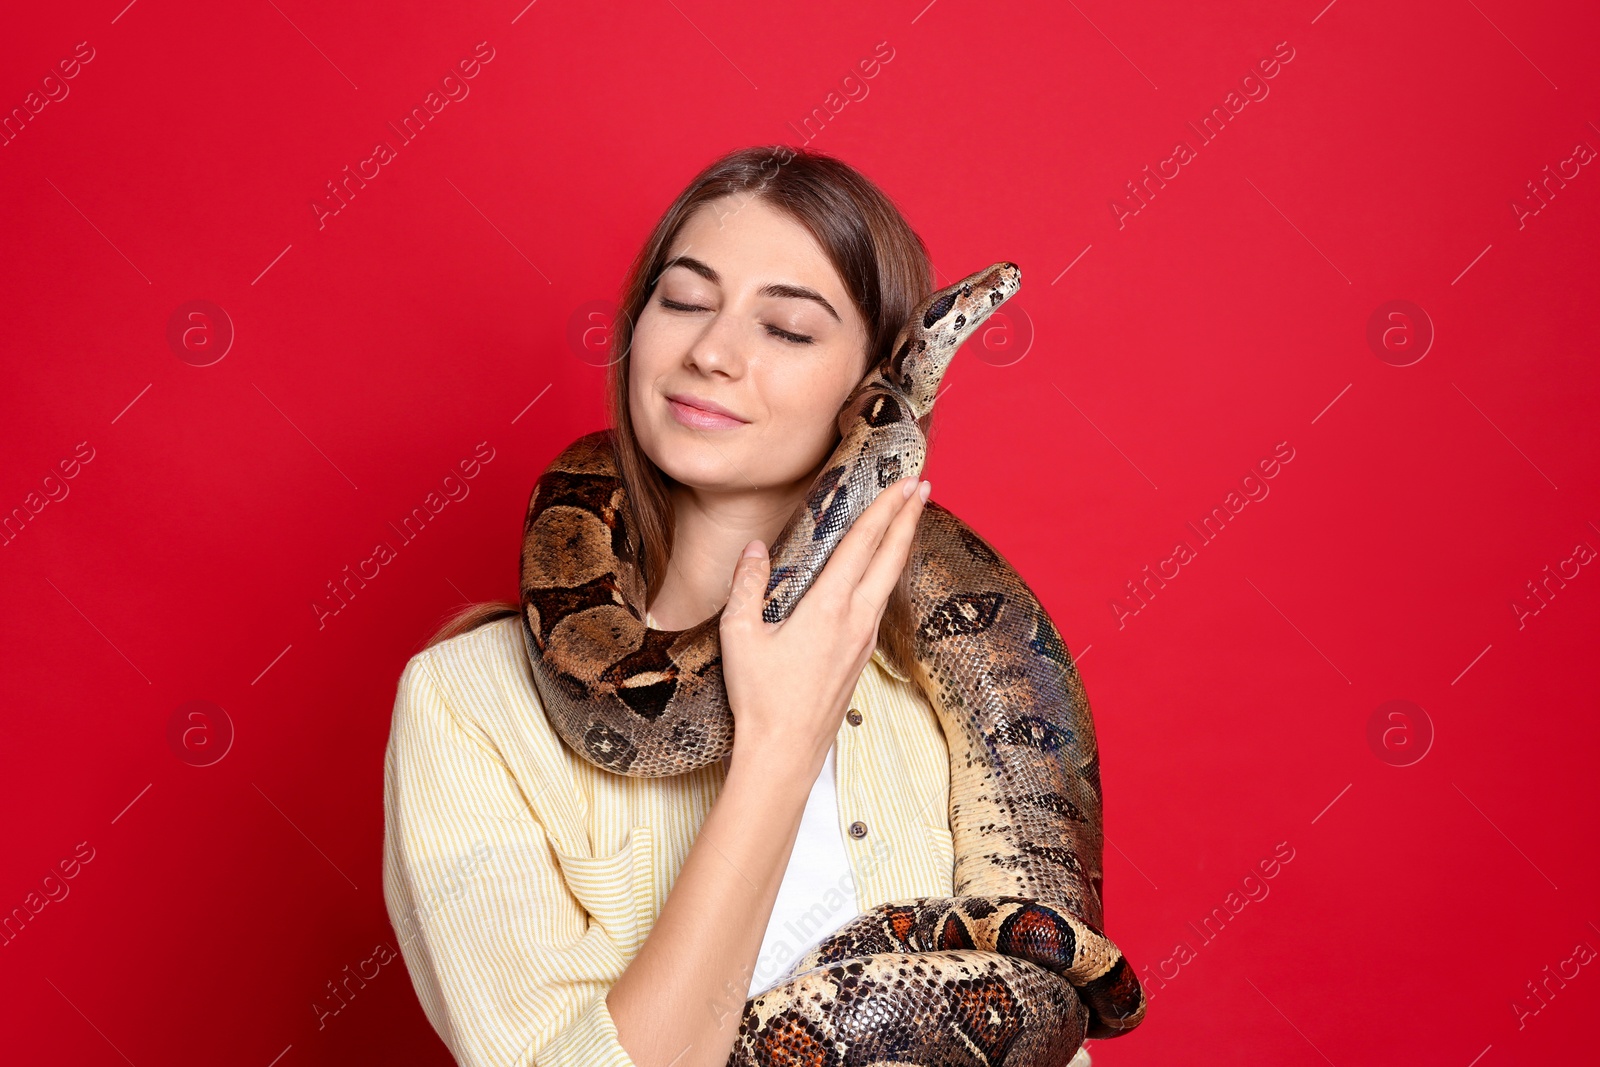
[550,824,656,959]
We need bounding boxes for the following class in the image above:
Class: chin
[644,424,757,490]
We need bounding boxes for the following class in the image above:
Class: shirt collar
[871,646,912,683]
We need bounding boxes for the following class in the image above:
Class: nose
[683,311,746,378]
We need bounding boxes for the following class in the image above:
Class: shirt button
[846,709,863,727]
[848,820,868,839]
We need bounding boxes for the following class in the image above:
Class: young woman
[382,146,1092,1067]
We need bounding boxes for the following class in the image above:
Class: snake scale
[518,262,1147,1066]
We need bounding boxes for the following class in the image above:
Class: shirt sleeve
[382,651,639,1067]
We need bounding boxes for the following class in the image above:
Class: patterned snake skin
[518,263,1146,1065]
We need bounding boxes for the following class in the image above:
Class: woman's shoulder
[389,615,600,839]
[394,614,545,735]
[410,610,526,665]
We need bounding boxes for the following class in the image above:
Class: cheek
[628,328,672,408]
[761,362,852,438]
[626,360,662,452]
[628,316,666,379]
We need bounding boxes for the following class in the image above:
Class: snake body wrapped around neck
[519,262,1147,1065]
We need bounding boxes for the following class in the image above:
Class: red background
[4,1,1597,1064]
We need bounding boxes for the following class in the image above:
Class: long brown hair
[425,145,937,677]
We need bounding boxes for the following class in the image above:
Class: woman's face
[629,195,871,495]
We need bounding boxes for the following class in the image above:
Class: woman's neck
[645,476,810,631]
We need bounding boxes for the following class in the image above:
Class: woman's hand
[719,474,932,784]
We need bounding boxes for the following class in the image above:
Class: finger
[721,539,771,624]
[855,479,929,611]
[811,475,917,601]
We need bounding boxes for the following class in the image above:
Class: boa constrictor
[518,262,1147,1066]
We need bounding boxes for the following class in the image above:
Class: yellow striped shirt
[382,614,1092,1067]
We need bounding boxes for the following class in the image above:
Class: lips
[666,393,747,430]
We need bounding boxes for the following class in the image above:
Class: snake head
[882,261,1022,415]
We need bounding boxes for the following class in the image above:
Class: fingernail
[918,480,931,502]
[742,540,765,558]
[901,478,916,499]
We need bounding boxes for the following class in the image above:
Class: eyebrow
[659,254,842,323]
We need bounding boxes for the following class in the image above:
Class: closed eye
[657,297,815,346]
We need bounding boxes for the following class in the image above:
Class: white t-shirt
[725,740,861,999]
